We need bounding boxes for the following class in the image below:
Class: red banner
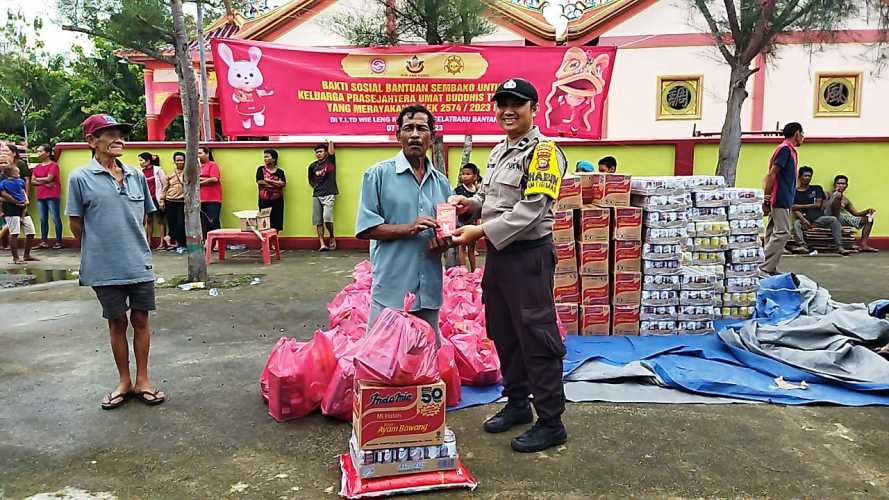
[211,39,617,139]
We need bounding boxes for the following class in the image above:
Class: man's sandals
[100,388,166,410]
[101,391,131,410]
[135,389,166,406]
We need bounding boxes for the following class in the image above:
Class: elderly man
[66,114,165,409]
[355,104,452,334]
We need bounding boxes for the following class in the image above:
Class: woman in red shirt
[139,152,170,250]
[198,146,223,237]
[31,144,63,249]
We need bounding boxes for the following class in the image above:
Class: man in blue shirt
[355,104,452,335]
[66,114,165,410]
[762,122,804,275]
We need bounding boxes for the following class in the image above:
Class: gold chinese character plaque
[657,76,703,120]
[815,72,861,117]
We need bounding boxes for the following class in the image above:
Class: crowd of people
[0,138,345,258]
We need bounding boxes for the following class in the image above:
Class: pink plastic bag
[450,329,502,387]
[353,294,440,386]
[556,309,567,341]
[321,354,358,421]
[437,338,462,407]
[259,336,288,403]
[267,331,337,422]
[321,331,362,421]
[352,259,372,284]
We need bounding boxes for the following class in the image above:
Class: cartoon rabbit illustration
[217,43,275,129]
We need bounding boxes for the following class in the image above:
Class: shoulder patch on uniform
[524,140,561,200]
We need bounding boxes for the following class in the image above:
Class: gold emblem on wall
[657,76,703,120]
[815,72,861,117]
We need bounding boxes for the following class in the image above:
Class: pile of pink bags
[261,261,566,422]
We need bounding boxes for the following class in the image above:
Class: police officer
[450,78,567,453]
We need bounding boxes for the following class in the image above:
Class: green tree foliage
[332,0,494,46]
[56,0,211,281]
[0,9,148,145]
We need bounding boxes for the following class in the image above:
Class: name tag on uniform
[525,141,561,199]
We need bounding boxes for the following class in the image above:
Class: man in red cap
[66,114,166,409]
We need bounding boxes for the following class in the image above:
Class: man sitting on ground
[825,175,878,252]
[791,166,848,255]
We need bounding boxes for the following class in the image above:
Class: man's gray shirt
[66,158,156,287]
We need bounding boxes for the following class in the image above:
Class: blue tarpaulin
[453,275,889,409]
[454,333,889,410]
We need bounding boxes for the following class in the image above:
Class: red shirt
[142,166,157,200]
[33,161,61,199]
[200,161,223,202]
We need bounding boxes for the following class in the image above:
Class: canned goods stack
[349,427,459,479]
[678,176,727,333]
[632,177,690,335]
[633,176,765,334]
[722,187,765,320]
[346,379,472,483]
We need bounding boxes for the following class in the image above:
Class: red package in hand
[436,203,457,237]
[267,331,337,422]
[353,294,440,386]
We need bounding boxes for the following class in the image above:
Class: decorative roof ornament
[542,0,571,41]
[500,0,625,43]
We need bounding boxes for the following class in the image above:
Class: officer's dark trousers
[482,237,566,421]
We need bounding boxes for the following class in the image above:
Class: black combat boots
[482,399,533,433]
[510,417,567,453]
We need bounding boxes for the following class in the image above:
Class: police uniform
[466,85,568,439]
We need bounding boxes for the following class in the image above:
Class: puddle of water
[0,268,78,288]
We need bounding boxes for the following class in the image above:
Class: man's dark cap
[491,78,538,103]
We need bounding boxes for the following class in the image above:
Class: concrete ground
[2,248,889,499]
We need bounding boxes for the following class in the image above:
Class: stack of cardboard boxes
[631,176,765,335]
[347,380,458,479]
[553,172,642,336]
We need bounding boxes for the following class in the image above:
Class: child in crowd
[0,165,38,264]
[454,163,481,271]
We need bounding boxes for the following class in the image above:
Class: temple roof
[483,0,652,46]
[122,0,653,64]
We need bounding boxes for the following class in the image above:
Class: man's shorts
[312,195,335,225]
[92,281,156,320]
[840,212,866,229]
[4,215,35,236]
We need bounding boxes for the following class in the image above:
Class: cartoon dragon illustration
[544,46,610,136]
